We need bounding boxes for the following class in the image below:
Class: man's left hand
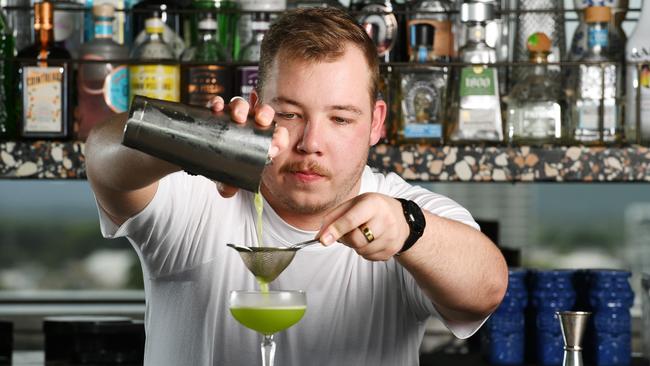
[317,193,410,261]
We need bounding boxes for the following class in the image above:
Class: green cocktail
[229,290,306,366]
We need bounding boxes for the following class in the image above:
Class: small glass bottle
[625,0,650,144]
[448,2,503,143]
[129,16,180,103]
[237,14,269,102]
[17,1,71,139]
[505,33,564,145]
[181,16,232,107]
[77,3,129,141]
[569,6,622,145]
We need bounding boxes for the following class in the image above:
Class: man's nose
[296,119,323,154]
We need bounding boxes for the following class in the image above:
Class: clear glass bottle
[129,16,180,103]
[51,0,84,58]
[350,0,398,63]
[83,0,132,46]
[569,0,626,61]
[5,0,32,52]
[569,6,622,145]
[132,0,188,58]
[392,14,449,144]
[0,6,15,140]
[181,16,232,107]
[511,0,566,90]
[238,0,285,61]
[237,14,269,102]
[625,0,650,144]
[506,33,564,145]
[448,2,502,143]
[77,3,129,141]
[17,1,71,139]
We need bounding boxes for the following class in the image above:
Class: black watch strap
[396,198,426,255]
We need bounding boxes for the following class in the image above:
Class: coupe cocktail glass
[229,290,306,366]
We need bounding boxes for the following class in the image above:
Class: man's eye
[277,112,299,120]
[333,116,351,125]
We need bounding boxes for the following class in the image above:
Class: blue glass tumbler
[482,268,528,365]
[530,269,576,366]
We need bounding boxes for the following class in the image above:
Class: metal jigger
[557,311,591,366]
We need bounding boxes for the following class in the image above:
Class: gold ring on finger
[359,224,375,243]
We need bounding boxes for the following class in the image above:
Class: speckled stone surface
[0,141,85,179]
[1,141,649,182]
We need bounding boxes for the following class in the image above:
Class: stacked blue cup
[529,269,576,366]
[482,268,528,365]
[587,269,634,366]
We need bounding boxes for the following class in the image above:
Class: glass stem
[261,334,275,366]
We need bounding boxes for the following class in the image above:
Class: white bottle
[626,0,650,144]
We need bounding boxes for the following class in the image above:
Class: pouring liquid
[253,192,269,293]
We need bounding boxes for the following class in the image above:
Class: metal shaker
[122,95,274,193]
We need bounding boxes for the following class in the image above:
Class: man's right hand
[207,96,289,198]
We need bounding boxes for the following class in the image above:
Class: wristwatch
[396,198,426,255]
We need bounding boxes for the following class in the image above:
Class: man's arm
[318,194,508,325]
[85,112,180,226]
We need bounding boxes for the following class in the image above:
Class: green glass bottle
[0,8,15,140]
[191,0,238,60]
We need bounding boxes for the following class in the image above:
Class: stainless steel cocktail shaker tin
[122,96,274,193]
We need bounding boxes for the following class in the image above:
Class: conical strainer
[227,244,300,283]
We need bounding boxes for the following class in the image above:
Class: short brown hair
[257,7,379,104]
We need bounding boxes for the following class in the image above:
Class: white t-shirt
[97,166,484,366]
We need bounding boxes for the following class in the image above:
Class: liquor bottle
[5,0,32,52]
[237,13,269,102]
[0,7,15,140]
[448,2,502,143]
[17,1,71,139]
[625,0,650,144]
[569,6,622,145]
[237,0,285,61]
[350,0,398,63]
[83,0,132,45]
[505,33,564,145]
[407,0,453,61]
[569,0,626,61]
[132,0,188,58]
[51,0,84,58]
[129,16,180,102]
[190,0,238,60]
[511,0,566,90]
[181,16,231,106]
[76,3,129,141]
[393,23,449,145]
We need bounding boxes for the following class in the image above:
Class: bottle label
[458,109,498,133]
[578,104,617,130]
[401,77,443,139]
[129,65,180,102]
[22,66,64,133]
[239,66,258,102]
[95,22,114,38]
[460,67,496,97]
[404,124,442,139]
[185,65,230,107]
[588,28,608,49]
[104,66,129,112]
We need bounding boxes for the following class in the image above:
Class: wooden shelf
[1,141,650,182]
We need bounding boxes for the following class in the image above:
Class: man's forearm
[85,113,179,192]
[397,213,508,323]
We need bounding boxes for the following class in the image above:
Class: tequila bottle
[77,3,129,141]
[569,6,622,145]
[408,0,453,61]
[17,1,71,139]
[393,12,450,144]
[129,16,180,102]
[505,33,564,144]
[625,0,650,144]
[569,0,626,62]
[350,0,398,62]
[448,2,502,143]
[181,16,231,106]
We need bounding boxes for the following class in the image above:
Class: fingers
[228,96,250,124]
[207,96,225,112]
[318,195,373,246]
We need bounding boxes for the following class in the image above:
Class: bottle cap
[585,6,611,23]
[461,2,495,23]
[527,32,551,53]
[198,17,217,31]
[33,2,43,31]
[40,1,54,30]
[93,3,115,19]
[145,17,164,33]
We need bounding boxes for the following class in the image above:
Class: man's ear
[249,90,260,109]
[370,99,387,146]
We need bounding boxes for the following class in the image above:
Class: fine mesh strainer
[227,244,297,283]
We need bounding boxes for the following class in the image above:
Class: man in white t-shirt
[85,7,508,366]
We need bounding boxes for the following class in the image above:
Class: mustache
[279,160,331,177]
